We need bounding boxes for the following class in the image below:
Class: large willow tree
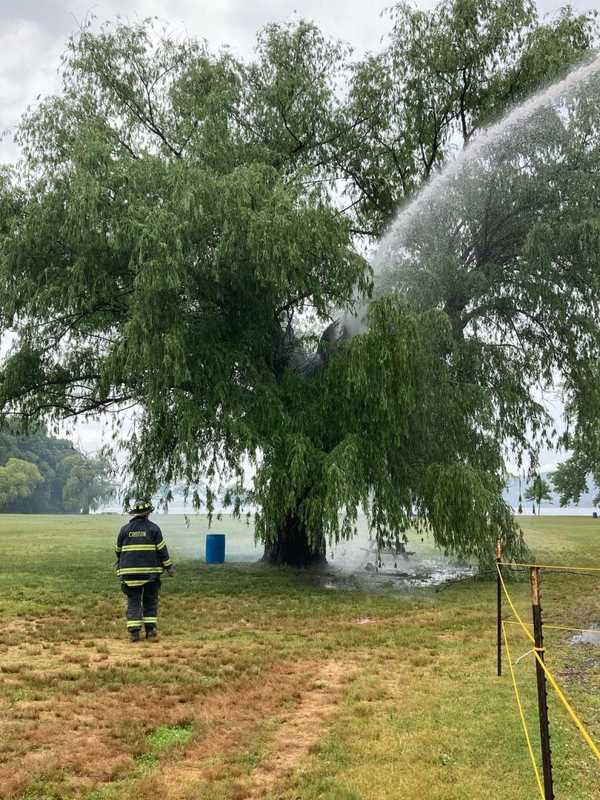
[1,2,598,564]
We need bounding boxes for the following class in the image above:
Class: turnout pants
[122,580,160,631]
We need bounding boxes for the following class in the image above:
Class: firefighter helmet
[128,499,154,515]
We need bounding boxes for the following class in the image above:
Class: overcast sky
[0,0,595,464]
[0,0,400,162]
[0,0,594,162]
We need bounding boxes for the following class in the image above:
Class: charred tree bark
[261,509,327,567]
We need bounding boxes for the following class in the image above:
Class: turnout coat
[115,516,173,586]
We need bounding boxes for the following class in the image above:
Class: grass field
[1,513,599,800]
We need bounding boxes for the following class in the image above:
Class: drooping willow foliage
[1,3,599,564]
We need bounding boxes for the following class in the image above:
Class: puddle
[569,626,600,646]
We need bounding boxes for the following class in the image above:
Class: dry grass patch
[125,657,357,800]
[0,652,353,800]
[0,637,180,692]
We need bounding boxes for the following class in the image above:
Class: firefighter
[115,499,175,642]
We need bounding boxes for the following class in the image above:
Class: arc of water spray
[298,54,600,363]
[373,54,600,280]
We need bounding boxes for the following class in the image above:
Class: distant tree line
[0,427,113,513]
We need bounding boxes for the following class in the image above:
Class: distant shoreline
[512,507,597,517]
[94,505,598,517]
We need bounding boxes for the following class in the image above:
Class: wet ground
[318,532,475,591]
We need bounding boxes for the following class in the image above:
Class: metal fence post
[529,567,554,800]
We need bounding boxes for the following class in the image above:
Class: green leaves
[252,296,522,560]
[420,462,519,562]
[524,474,553,515]
[0,457,43,509]
[0,427,111,513]
[552,451,600,508]
[61,455,113,514]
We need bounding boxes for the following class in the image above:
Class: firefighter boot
[129,629,141,643]
[145,626,158,642]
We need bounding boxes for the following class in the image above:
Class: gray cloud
[0,19,63,160]
[0,1,86,34]
[0,0,394,161]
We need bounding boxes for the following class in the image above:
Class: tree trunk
[261,509,327,567]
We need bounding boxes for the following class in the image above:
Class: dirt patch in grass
[243,659,352,798]
[0,685,161,797]
[0,615,75,641]
[0,638,225,704]
[1,619,41,634]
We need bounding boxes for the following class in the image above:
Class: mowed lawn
[1,514,599,800]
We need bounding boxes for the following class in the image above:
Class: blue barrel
[205,533,226,564]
